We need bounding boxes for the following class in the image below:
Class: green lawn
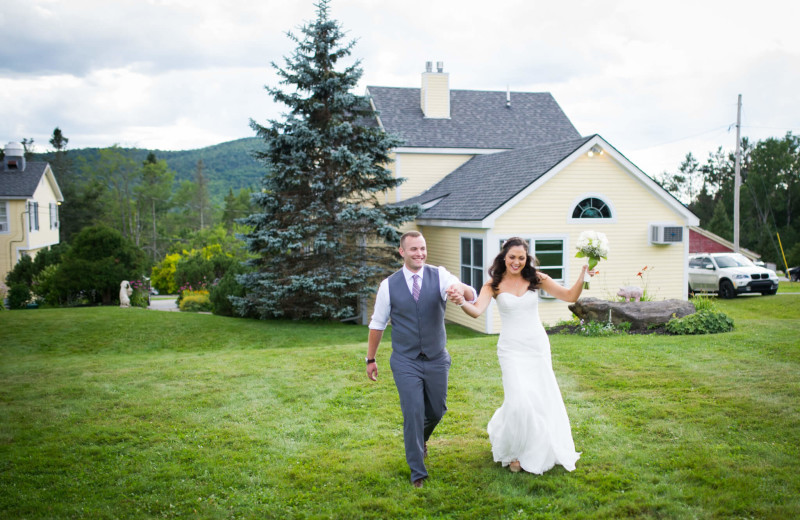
[779,280,800,293]
[1,297,799,519]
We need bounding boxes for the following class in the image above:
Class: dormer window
[572,197,612,219]
[6,160,18,170]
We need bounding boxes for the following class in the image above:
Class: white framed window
[460,236,484,289]
[0,201,9,233]
[29,201,40,231]
[533,239,565,281]
[568,194,616,223]
[49,202,59,229]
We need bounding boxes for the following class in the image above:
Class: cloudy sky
[2,0,799,176]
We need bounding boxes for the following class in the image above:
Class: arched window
[572,197,612,219]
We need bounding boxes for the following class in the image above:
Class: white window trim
[28,201,40,232]
[568,193,617,224]
[0,200,9,234]
[459,233,486,289]
[49,202,59,229]
[459,232,492,333]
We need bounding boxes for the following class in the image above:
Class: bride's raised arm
[537,265,590,303]
[456,282,495,318]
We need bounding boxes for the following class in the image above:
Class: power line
[632,125,731,151]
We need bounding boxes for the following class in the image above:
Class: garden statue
[120,280,133,308]
[617,286,644,302]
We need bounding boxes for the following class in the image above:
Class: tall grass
[1,296,799,519]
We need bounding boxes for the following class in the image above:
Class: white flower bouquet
[575,230,609,289]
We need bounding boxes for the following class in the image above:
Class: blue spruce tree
[235,0,419,320]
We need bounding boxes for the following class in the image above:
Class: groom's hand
[446,286,464,305]
[366,362,378,381]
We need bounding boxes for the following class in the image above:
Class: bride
[453,237,591,474]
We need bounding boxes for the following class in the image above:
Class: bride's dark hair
[489,237,539,293]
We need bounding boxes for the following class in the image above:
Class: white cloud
[0,0,798,176]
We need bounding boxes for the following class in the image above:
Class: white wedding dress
[487,291,580,474]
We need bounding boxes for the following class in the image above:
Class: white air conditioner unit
[650,225,683,245]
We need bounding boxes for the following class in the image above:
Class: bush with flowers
[128,279,150,308]
[179,289,212,312]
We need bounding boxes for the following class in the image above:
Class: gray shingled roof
[0,161,49,198]
[400,136,595,221]
[367,86,581,149]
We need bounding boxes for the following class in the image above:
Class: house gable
[403,135,698,229]
[488,136,699,228]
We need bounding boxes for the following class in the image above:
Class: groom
[365,231,476,488]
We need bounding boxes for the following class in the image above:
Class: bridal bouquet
[575,230,609,289]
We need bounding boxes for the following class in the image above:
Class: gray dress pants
[390,350,451,482]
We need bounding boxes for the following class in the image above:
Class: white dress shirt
[368,265,476,330]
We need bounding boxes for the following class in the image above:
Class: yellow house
[366,63,699,332]
[0,142,64,283]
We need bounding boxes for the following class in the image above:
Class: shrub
[5,244,67,288]
[34,264,66,307]
[54,225,148,305]
[151,253,181,294]
[579,319,627,336]
[210,271,245,316]
[128,280,150,309]
[665,309,734,335]
[179,290,212,312]
[5,255,35,286]
[690,294,716,312]
[8,283,31,309]
[0,280,8,310]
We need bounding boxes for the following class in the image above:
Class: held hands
[446,285,465,306]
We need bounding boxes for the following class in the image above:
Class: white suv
[688,253,779,298]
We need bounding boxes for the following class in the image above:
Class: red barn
[689,226,760,262]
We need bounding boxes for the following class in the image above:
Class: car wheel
[719,279,736,299]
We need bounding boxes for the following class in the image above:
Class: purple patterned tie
[412,274,420,301]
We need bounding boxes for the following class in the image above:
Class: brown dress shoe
[413,478,425,488]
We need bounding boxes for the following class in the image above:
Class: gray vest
[388,265,447,360]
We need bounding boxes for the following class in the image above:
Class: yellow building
[365,63,699,332]
[0,142,64,284]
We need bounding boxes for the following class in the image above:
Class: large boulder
[568,297,696,330]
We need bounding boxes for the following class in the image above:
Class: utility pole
[733,94,742,252]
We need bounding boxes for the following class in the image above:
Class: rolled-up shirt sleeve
[368,278,391,330]
[437,266,478,304]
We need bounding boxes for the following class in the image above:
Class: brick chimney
[3,142,26,172]
[420,61,450,119]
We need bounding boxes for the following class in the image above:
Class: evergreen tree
[135,152,175,262]
[236,0,419,320]
[49,127,73,242]
[21,138,35,160]
[194,159,211,230]
[221,188,256,233]
[49,127,70,177]
[706,199,733,241]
